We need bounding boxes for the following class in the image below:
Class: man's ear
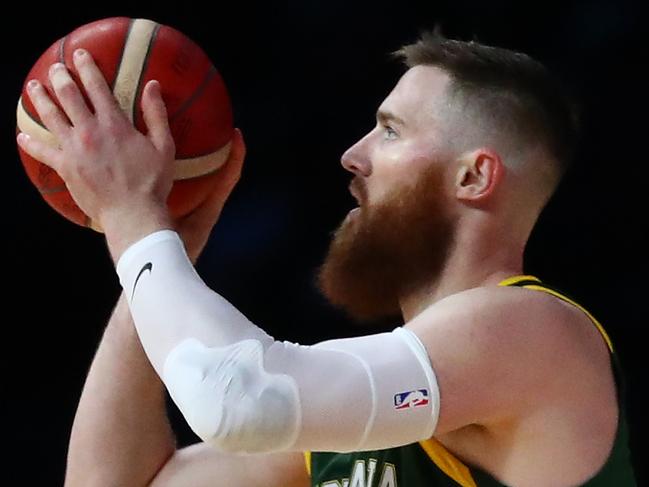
[454,149,504,203]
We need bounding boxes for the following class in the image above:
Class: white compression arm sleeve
[117,230,440,453]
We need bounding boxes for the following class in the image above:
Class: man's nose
[341,136,372,177]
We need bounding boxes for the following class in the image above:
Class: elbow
[163,338,301,454]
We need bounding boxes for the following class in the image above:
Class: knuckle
[97,113,127,138]
[164,138,176,157]
[38,104,58,122]
[104,109,127,127]
[75,126,98,151]
[108,120,129,140]
[56,78,78,97]
[86,77,106,96]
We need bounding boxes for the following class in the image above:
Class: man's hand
[17,49,176,257]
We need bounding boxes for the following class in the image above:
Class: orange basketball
[16,17,233,231]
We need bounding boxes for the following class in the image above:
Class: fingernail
[74,48,87,59]
[17,133,29,143]
[27,79,39,91]
[49,63,64,75]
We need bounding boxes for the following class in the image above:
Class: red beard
[317,165,455,323]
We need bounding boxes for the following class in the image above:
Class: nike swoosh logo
[131,262,153,300]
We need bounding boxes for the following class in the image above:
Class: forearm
[65,294,176,487]
[116,230,439,454]
[116,230,273,375]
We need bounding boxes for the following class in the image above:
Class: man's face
[318,66,459,322]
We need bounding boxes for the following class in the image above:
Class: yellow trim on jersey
[304,451,311,477]
[521,284,613,353]
[419,438,477,487]
[497,275,614,353]
[497,274,541,286]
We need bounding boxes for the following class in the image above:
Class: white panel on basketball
[113,18,230,179]
[16,100,229,181]
[16,98,58,147]
[112,18,157,122]
[174,142,232,180]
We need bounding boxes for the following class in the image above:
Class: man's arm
[65,294,175,486]
[21,50,309,485]
[405,284,610,434]
[65,293,309,487]
[151,445,308,487]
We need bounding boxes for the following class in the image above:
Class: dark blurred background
[3,1,645,484]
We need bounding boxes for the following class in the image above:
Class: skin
[19,51,618,487]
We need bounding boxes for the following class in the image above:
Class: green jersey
[307,275,636,486]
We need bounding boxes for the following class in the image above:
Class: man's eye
[383,126,398,140]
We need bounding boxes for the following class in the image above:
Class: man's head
[318,31,580,322]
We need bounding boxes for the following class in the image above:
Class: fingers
[202,129,246,208]
[72,48,118,114]
[25,79,71,139]
[17,132,64,173]
[230,128,246,165]
[142,80,175,155]
[48,62,92,126]
[220,128,246,187]
[174,128,247,256]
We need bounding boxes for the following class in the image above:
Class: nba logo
[394,389,429,410]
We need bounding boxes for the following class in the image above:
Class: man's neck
[399,226,525,322]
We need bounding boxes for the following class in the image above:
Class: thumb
[218,128,246,190]
[176,129,246,261]
[182,129,246,224]
[142,80,175,155]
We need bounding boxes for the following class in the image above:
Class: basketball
[16,17,233,231]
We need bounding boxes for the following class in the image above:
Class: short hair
[394,30,580,179]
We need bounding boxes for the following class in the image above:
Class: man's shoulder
[407,281,615,444]
[419,282,583,328]
[408,282,595,364]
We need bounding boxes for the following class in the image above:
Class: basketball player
[18,33,637,486]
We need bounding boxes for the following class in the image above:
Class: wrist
[100,202,174,263]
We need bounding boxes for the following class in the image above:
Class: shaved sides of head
[394,30,581,196]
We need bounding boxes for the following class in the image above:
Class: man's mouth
[349,178,367,207]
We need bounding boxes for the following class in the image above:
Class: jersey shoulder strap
[499,274,613,352]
